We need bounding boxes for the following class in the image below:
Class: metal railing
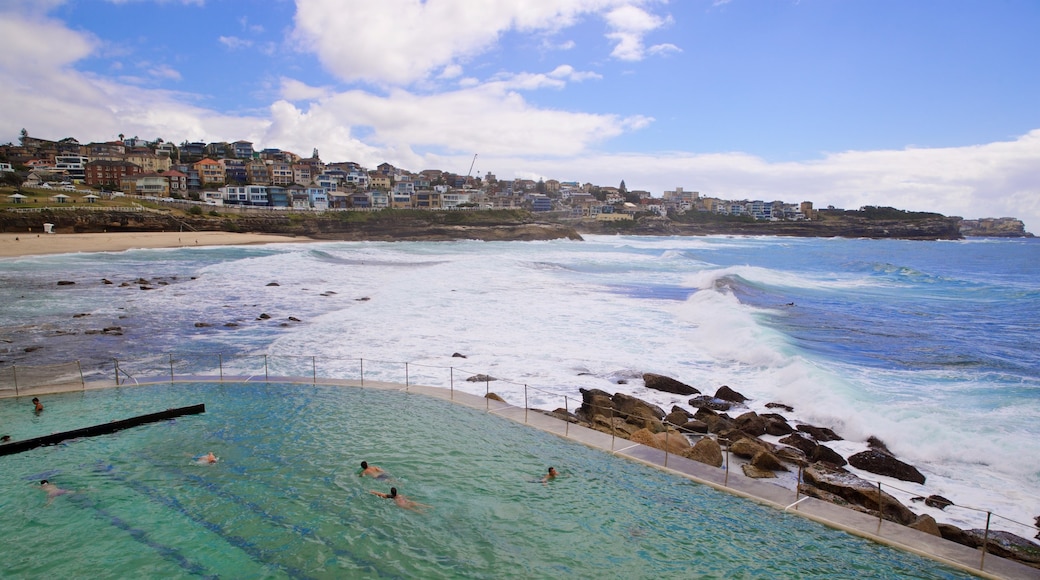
[2,351,1038,575]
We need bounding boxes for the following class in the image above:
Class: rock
[266,282,280,286]
[909,514,941,537]
[630,427,690,455]
[762,414,794,436]
[139,286,154,290]
[355,296,370,301]
[685,437,723,467]
[485,392,505,402]
[466,374,497,382]
[288,316,301,322]
[866,435,891,453]
[774,446,809,466]
[257,313,271,320]
[547,408,578,423]
[452,352,467,358]
[848,449,925,484]
[802,463,918,525]
[778,432,818,457]
[692,407,734,433]
[742,464,777,479]
[57,280,75,285]
[194,322,212,328]
[811,444,847,467]
[73,313,90,318]
[924,495,953,510]
[136,278,149,285]
[642,373,699,396]
[577,388,614,422]
[714,385,748,403]
[961,530,1040,567]
[730,437,768,459]
[796,423,843,441]
[102,326,122,334]
[101,278,112,284]
[751,450,788,472]
[611,392,666,424]
[223,322,239,327]
[734,412,767,437]
[688,395,731,412]
[765,402,794,412]
[664,409,691,426]
[677,420,709,434]
[938,523,969,545]
[24,346,43,352]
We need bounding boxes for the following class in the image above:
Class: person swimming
[32,397,44,414]
[359,461,388,479]
[193,452,218,465]
[541,466,559,483]
[369,487,430,512]
[40,479,70,504]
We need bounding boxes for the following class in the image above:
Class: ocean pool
[0,382,977,579]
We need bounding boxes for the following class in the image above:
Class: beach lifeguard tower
[43,223,55,234]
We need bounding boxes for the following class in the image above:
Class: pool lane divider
[0,403,205,457]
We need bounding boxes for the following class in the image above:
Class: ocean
[2,234,1038,538]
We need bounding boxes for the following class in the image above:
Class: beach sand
[0,231,315,258]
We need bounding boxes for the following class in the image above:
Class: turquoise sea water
[1,235,1038,535]
[0,382,977,579]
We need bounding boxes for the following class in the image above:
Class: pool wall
[3,374,1038,580]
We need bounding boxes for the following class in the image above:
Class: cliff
[958,217,1034,238]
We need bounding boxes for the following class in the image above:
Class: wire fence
[2,352,1038,574]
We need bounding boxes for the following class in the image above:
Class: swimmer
[370,487,430,512]
[541,466,559,484]
[0,435,10,443]
[32,397,44,414]
[40,479,70,504]
[193,452,218,465]
[359,461,387,479]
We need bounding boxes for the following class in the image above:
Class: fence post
[796,465,803,501]
[169,353,174,383]
[218,354,223,381]
[264,354,269,381]
[77,360,84,389]
[664,426,669,468]
[564,395,570,437]
[312,356,316,384]
[878,482,884,526]
[524,385,529,423]
[980,511,992,569]
[112,359,117,387]
[450,367,454,400]
[360,358,364,387]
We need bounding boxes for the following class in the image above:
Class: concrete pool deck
[3,375,1038,580]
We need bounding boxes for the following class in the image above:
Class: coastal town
[0,131,816,221]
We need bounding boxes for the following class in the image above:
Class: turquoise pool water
[1,382,976,579]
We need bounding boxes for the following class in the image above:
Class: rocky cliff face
[959,217,1034,237]
[575,215,965,240]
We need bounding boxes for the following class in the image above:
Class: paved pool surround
[4,376,1037,580]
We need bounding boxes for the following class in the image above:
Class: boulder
[796,423,843,441]
[466,374,497,382]
[762,413,794,435]
[677,420,709,434]
[811,444,847,467]
[866,435,891,453]
[685,437,723,467]
[57,280,76,286]
[611,392,666,423]
[630,427,691,455]
[909,514,942,537]
[730,437,768,459]
[741,464,777,479]
[688,395,731,412]
[802,463,918,525]
[847,449,925,484]
[924,495,953,510]
[693,408,733,433]
[257,313,271,320]
[266,282,280,286]
[194,322,212,328]
[664,407,692,427]
[961,530,1040,567]
[765,402,794,412]
[714,385,748,403]
[485,392,505,402]
[774,446,809,467]
[734,412,767,437]
[452,352,467,358]
[751,450,788,472]
[577,388,614,422]
[778,432,818,457]
[643,373,699,396]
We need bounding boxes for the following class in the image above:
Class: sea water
[1,235,1038,538]
[0,382,978,578]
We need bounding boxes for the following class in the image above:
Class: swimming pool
[0,382,977,579]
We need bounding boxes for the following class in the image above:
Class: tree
[536,178,546,194]
[19,128,27,146]
[619,180,628,195]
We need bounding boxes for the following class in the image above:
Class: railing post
[312,356,316,384]
[664,426,670,467]
[112,359,117,387]
[524,385,529,423]
[360,358,364,387]
[564,395,570,437]
[169,353,174,382]
[450,367,454,400]
[264,354,269,381]
[77,360,84,389]
[796,465,803,501]
[218,354,223,381]
[11,364,17,395]
[980,511,992,569]
[878,482,884,526]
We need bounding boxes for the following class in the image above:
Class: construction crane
[466,154,478,178]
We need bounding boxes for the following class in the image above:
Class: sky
[1,0,1039,231]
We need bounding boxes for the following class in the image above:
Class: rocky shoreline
[520,372,1040,570]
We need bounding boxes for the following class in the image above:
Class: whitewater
[2,234,1038,538]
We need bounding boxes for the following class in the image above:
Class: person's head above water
[40,479,48,485]
[361,461,368,469]
[389,487,398,498]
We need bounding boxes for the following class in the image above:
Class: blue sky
[2,0,1039,231]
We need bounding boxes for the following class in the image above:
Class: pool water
[1,383,976,579]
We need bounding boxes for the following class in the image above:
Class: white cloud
[148,64,182,81]
[219,35,253,50]
[604,4,672,61]
[279,77,334,101]
[291,0,670,86]
[549,64,602,82]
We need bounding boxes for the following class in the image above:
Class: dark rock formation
[57,280,75,285]
[765,402,794,412]
[642,372,699,395]
[796,423,843,441]
[466,374,496,382]
[847,449,925,484]
[688,395,731,412]
[778,432,818,457]
[811,444,847,467]
[802,463,918,525]
[685,437,723,467]
[714,385,748,403]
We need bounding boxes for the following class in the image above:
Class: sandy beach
[0,231,315,258]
